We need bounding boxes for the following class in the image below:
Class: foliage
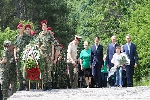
[0,28,17,55]
[25,59,36,69]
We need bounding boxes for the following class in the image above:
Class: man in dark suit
[123,34,138,87]
[106,36,119,69]
[90,36,103,88]
[106,35,119,86]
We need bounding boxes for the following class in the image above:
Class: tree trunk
[15,0,20,18]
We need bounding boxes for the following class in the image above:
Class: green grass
[134,75,150,86]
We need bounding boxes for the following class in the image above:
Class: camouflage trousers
[2,68,9,99]
[16,60,24,90]
[43,57,53,84]
[1,63,17,99]
[9,63,17,93]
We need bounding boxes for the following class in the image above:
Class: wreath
[22,42,41,80]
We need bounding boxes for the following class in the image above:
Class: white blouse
[111,52,130,66]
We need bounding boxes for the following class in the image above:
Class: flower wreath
[22,42,41,80]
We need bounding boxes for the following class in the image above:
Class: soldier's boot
[47,82,52,90]
[43,82,52,91]
[24,83,29,91]
[43,83,48,91]
[0,84,3,100]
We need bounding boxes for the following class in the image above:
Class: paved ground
[8,86,150,100]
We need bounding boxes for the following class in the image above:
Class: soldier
[57,44,64,61]
[8,42,17,94]
[57,44,68,88]
[38,20,56,91]
[14,23,31,91]
[0,40,12,100]
[47,27,60,65]
[54,38,63,65]
[67,35,82,88]
[24,24,35,90]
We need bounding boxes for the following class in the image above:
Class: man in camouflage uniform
[38,20,56,91]
[8,42,17,94]
[14,23,31,91]
[53,38,62,64]
[57,44,68,88]
[24,24,35,89]
[47,27,60,65]
[52,38,66,88]
[0,40,12,100]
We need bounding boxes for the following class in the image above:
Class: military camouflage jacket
[38,31,55,57]
[54,39,61,51]
[26,33,34,42]
[1,48,11,69]
[14,33,31,53]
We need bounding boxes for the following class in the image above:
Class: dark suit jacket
[123,42,138,66]
[90,44,103,67]
[106,43,119,67]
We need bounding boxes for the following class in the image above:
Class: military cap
[41,20,47,25]
[55,38,59,42]
[3,40,12,47]
[31,30,36,35]
[58,44,64,50]
[75,35,82,41]
[47,27,52,31]
[25,24,31,29]
[17,23,23,29]
[51,31,54,35]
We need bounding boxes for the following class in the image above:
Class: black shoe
[43,86,48,91]
[18,83,24,91]
[43,82,52,91]
[47,82,52,90]
[43,86,52,91]
[0,90,3,100]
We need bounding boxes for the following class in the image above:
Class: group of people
[0,20,64,100]
[67,35,138,88]
[0,19,138,99]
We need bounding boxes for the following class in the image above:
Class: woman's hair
[116,45,121,49]
[83,41,88,45]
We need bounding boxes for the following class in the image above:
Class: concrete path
[8,86,150,100]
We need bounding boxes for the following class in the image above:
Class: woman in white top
[111,46,130,87]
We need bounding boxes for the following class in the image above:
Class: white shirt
[67,41,77,63]
[111,52,130,66]
[112,43,116,47]
[95,44,99,50]
[127,42,131,54]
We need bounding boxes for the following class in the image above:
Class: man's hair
[111,35,116,39]
[126,34,131,38]
[95,36,100,40]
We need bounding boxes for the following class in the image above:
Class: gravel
[8,86,150,100]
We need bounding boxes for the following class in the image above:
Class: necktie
[127,43,130,54]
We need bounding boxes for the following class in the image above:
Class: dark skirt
[83,68,92,77]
